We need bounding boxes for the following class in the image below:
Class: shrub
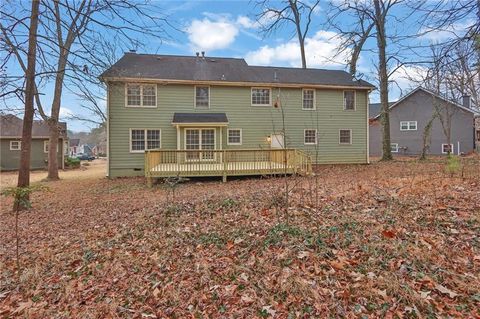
[65,157,80,168]
[445,155,461,177]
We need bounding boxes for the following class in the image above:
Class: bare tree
[255,0,320,68]
[1,0,172,180]
[327,0,408,161]
[15,0,40,208]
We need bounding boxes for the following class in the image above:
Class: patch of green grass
[221,197,239,209]
[264,223,302,247]
[198,232,226,247]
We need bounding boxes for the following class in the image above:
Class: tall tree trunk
[374,0,392,161]
[289,0,307,68]
[47,55,68,180]
[15,0,40,209]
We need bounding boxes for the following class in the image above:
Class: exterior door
[270,133,285,149]
[185,128,215,160]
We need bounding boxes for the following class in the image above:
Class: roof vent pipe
[196,52,200,57]
[201,51,205,58]
[462,95,471,109]
[129,49,136,53]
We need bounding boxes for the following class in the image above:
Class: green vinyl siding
[108,83,369,177]
[0,138,64,171]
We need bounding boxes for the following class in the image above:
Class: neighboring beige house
[0,114,68,170]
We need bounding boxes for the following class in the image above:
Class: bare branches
[255,0,319,68]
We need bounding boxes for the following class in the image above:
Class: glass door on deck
[201,129,215,160]
[185,128,215,161]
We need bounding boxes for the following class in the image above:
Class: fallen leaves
[1,157,479,317]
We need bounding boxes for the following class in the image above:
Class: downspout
[106,82,110,177]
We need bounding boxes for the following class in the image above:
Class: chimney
[462,95,471,109]
[196,52,200,57]
[201,51,205,58]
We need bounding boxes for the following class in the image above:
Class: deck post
[222,149,227,182]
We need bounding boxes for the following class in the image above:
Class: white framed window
[44,141,59,153]
[125,84,157,107]
[339,129,352,144]
[343,90,356,110]
[391,143,399,153]
[130,129,161,152]
[304,129,317,145]
[227,129,242,145]
[442,143,454,154]
[302,89,315,110]
[400,121,417,131]
[251,88,271,106]
[195,86,210,108]
[10,140,21,150]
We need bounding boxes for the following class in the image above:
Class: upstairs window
[227,129,242,145]
[400,121,417,131]
[10,141,21,150]
[302,89,315,110]
[126,84,157,107]
[304,129,317,144]
[344,90,356,110]
[195,86,210,108]
[339,129,352,144]
[251,88,271,106]
[130,129,161,152]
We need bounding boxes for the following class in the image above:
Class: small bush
[65,157,80,168]
[445,155,461,177]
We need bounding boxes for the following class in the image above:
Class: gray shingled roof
[0,114,67,138]
[369,102,396,118]
[101,53,375,88]
[172,113,228,124]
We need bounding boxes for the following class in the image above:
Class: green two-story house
[101,52,374,179]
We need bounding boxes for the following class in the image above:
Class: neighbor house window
[304,129,317,144]
[391,143,399,153]
[126,84,157,107]
[302,89,315,110]
[44,141,59,153]
[400,121,417,131]
[251,88,271,106]
[130,129,161,152]
[442,143,453,154]
[195,86,210,108]
[339,129,352,144]
[227,129,242,145]
[344,90,356,110]
[10,141,21,150]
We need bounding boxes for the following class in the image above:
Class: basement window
[304,129,317,145]
[10,141,21,150]
[339,129,352,144]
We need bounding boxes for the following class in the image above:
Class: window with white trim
[339,129,352,144]
[442,143,453,154]
[227,129,242,145]
[251,88,271,106]
[400,121,417,131]
[391,143,399,153]
[302,89,315,109]
[126,84,156,107]
[130,129,161,152]
[195,86,209,108]
[304,129,317,144]
[10,141,21,150]
[44,141,59,153]
[344,90,355,110]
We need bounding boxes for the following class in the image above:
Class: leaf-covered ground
[1,157,479,318]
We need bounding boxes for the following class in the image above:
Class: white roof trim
[373,87,480,119]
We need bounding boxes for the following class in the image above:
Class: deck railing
[145,149,312,185]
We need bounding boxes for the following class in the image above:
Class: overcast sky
[3,0,468,132]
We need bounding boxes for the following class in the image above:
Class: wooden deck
[145,149,312,186]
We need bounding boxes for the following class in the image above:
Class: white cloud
[236,15,258,29]
[186,17,239,51]
[245,30,351,68]
[420,19,474,42]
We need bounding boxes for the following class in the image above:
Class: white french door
[185,128,215,161]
